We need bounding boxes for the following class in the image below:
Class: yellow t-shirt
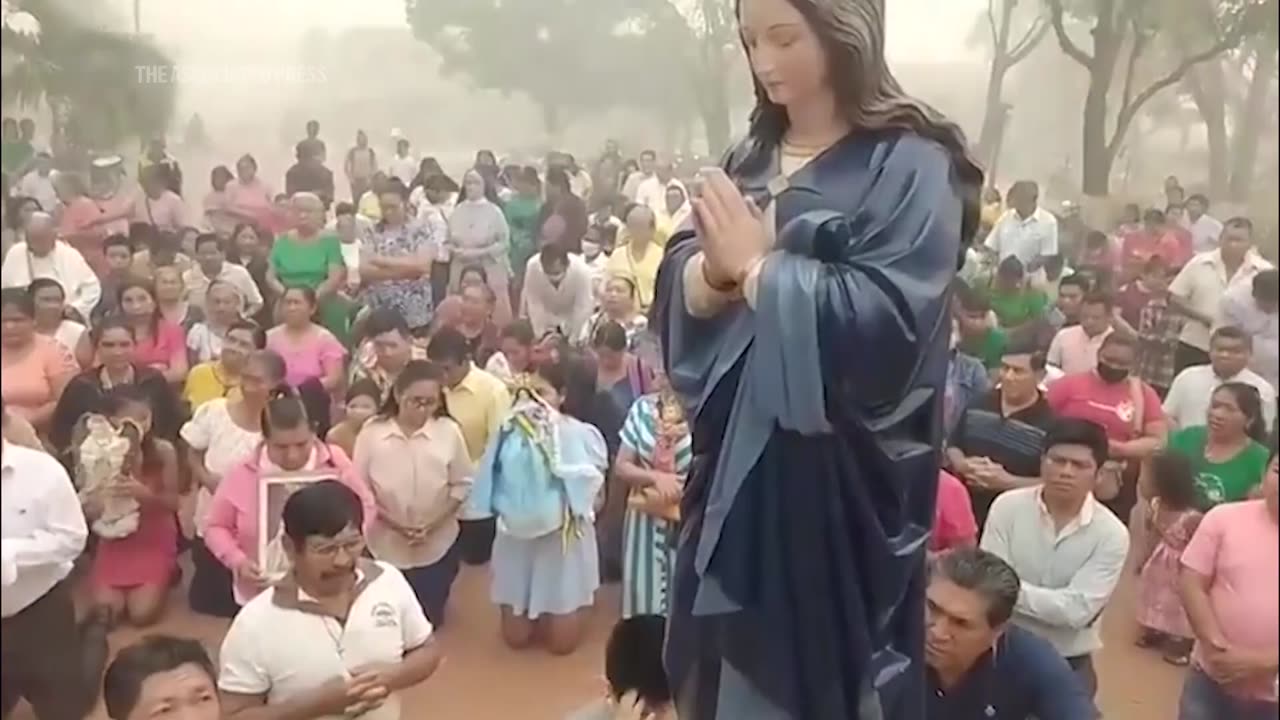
[183,362,240,410]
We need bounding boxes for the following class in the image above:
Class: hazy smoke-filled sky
[121,0,987,64]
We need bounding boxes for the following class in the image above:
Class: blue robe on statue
[653,128,966,720]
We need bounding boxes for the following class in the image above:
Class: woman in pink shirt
[930,470,978,554]
[117,278,189,385]
[133,166,188,233]
[56,172,129,276]
[203,388,376,606]
[225,154,275,230]
[265,286,346,392]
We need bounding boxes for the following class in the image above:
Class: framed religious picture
[258,471,340,584]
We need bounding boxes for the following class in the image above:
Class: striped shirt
[620,395,693,473]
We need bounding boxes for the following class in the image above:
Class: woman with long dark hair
[353,360,472,625]
[651,0,981,716]
[1166,382,1271,507]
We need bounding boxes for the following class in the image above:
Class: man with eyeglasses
[217,481,442,720]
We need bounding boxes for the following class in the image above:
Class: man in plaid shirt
[1131,258,1186,397]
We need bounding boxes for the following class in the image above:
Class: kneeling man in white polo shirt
[218,480,441,720]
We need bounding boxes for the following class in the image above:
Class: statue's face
[738,0,828,109]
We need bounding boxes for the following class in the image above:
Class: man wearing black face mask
[1046,334,1167,522]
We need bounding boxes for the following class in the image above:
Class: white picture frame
[257,471,340,583]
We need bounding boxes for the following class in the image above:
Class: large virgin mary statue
[651,0,983,718]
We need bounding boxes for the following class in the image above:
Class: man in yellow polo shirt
[427,327,511,566]
[182,320,261,410]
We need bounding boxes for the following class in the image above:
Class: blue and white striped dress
[620,394,692,618]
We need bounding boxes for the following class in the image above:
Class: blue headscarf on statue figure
[651,127,970,719]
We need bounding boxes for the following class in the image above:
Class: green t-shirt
[270,231,350,341]
[987,286,1049,329]
[1167,426,1270,506]
[959,326,1008,371]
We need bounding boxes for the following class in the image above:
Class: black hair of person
[26,276,66,303]
[501,319,536,346]
[1223,216,1253,234]
[101,234,132,254]
[0,286,34,316]
[100,385,164,474]
[334,201,355,217]
[1147,451,1204,512]
[928,548,1021,627]
[379,177,410,202]
[604,615,671,706]
[245,349,287,384]
[996,254,1025,279]
[1005,180,1038,202]
[193,233,222,253]
[1081,290,1114,311]
[363,308,411,341]
[1099,331,1136,354]
[115,277,163,338]
[545,167,572,193]
[262,386,312,437]
[91,316,137,346]
[378,360,452,419]
[1084,230,1110,250]
[1253,269,1279,299]
[281,480,364,546]
[236,153,259,172]
[953,282,990,314]
[732,0,982,251]
[1143,208,1166,225]
[1044,418,1110,468]
[1210,324,1253,350]
[427,327,472,365]
[103,635,216,720]
[1058,273,1091,293]
[210,165,233,186]
[1001,336,1047,371]
[1214,382,1268,443]
[228,318,267,349]
[540,242,570,270]
[535,350,597,422]
[346,378,383,407]
[458,263,490,286]
[5,195,40,229]
[591,320,629,353]
[282,284,318,307]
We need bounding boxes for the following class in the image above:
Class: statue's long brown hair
[735,0,984,250]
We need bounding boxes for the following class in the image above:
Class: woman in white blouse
[353,359,472,626]
[179,349,287,618]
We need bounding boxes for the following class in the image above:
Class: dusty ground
[13,565,1182,720]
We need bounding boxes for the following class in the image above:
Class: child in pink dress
[85,386,180,628]
[1135,451,1203,665]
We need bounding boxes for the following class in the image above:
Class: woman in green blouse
[1166,382,1270,507]
[267,192,350,343]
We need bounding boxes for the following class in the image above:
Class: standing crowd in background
[1,115,1277,720]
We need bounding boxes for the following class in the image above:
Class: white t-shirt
[218,561,433,720]
[180,399,262,535]
[985,207,1060,266]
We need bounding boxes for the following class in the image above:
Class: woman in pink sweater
[203,387,375,606]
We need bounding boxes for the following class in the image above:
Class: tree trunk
[699,86,731,158]
[1184,62,1229,196]
[541,102,562,142]
[1228,49,1277,201]
[1081,71,1112,197]
[976,58,1009,169]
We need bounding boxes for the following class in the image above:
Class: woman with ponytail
[353,360,472,625]
[180,349,287,618]
[650,0,981,716]
[203,384,375,606]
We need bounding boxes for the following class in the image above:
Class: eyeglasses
[402,396,437,410]
[305,535,365,558]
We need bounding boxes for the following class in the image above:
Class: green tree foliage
[2,0,175,151]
